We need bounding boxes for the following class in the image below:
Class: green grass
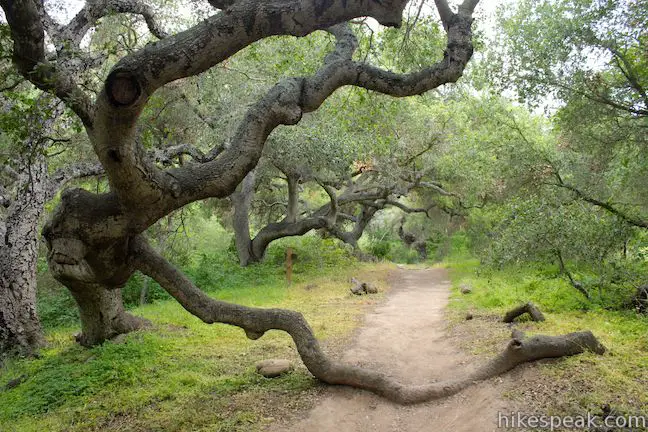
[445,255,648,418]
[0,239,394,432]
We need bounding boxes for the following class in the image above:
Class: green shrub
[369,240,391,259]
[386,242,421,264]
[37,289,79,329]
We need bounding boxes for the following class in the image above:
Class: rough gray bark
[0,152,109,354]
[0,157,48,355]
[285,174,300,224]
[132,236,605,404]
[1,97,71,355]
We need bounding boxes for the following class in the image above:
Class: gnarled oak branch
[131,237,605,405]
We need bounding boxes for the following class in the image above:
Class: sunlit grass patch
[445,257,648,418]
[0,259,393,432]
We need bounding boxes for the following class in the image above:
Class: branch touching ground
[131,236,605,405]
[503,302,546,323]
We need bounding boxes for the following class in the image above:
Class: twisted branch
[131,236,605,405]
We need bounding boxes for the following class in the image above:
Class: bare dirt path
[268,267,519,432]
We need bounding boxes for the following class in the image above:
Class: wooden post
[285,247,293,286]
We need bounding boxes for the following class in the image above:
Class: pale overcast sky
[18,0,505,33]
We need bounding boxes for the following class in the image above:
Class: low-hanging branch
[131,236,606,405]
[553,176,648,229]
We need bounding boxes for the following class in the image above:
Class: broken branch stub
[503,302,546,323]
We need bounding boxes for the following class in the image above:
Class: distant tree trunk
[231,171,334,266]
[0,158,47,355]
[231,171,258,266]
[328,204,378,250]
[285,175,299,223]
[398,218,427,260]
[139,276,151,306]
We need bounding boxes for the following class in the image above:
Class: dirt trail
[269,268,518,432]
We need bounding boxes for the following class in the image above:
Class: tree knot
[106,69,143,107]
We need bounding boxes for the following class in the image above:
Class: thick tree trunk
[68,282,147,347]
[0,158,47,356]
[42,190,149,347]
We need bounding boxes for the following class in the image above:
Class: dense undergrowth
[445,235,648,420]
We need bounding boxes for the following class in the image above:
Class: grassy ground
[5,231,646,431]
[445,255,648,422]
[0,253,393,432]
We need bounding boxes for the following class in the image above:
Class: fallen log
[503,302,546,323]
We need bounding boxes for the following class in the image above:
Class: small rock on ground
[256,359,293,378]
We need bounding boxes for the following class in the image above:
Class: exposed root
[131,237,605,405]
[503,302,546,323]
